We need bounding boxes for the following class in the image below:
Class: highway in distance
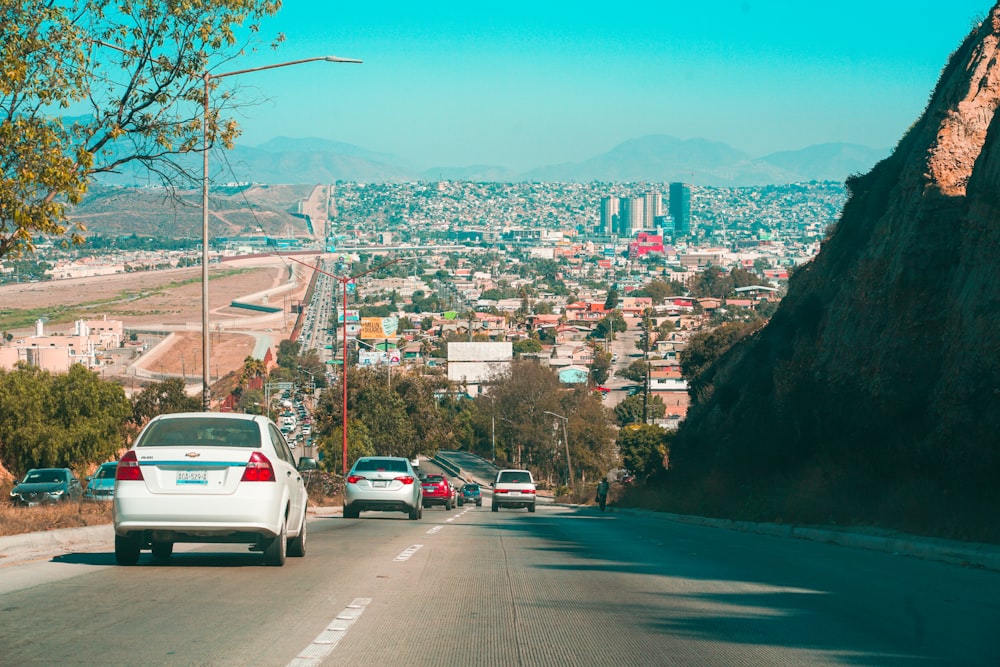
[1,501,998,665]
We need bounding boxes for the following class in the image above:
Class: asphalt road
[2,500,999,665]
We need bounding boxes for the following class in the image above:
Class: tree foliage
[477,360,617,484]
[613,393,666,427]
[131,377,201,425]
[616,424,672,480]
[0,364,132,475]
[1,0,283,259]
[679,321,760,404]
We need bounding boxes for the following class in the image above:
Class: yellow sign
[360,317,398,340]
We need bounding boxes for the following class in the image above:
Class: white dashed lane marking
[287,597,371,666]
[393,544,423,561]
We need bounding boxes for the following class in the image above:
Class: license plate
[372,480,388,488]
[177,470,208,485]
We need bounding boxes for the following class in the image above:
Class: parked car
[421,473,456,510]
[9,468,83,506]
[344,456,422,520]
[458,483,482,507]
[491,469,536,512]
[83,462,117,501]
[113,412,317,566]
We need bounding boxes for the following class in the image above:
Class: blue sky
[223,0,993,171]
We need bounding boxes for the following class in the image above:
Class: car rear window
[138,418,262,448]
[25,470,66,483]
[354,458,408,473]
[498,471,530,483]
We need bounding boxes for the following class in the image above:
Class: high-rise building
[643,191,659,229]
[599,196,619,236]
[619,197,645,236]
[669,183,691,237]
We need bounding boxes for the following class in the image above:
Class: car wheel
[492,503,499,512]
[263,519,287,566]
[476,500,482,507]
[445,499,452,511]
[408,503,421,520]
[115,534,141,566]
[343,504,359,519]
[288,515,307,557]
[528,503,536,513]
[151,541,173,559]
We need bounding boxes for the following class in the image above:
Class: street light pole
[543,411,573,488]
[200,55,361,410]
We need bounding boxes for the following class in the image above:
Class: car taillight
[241,452,275,482]
[495,489,508,494]
[395,475,415,485]
[347,474,365,484]
[116,451,143,481]
[524,488,536,495]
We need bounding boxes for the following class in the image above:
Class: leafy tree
[591,310,626,342]
[239,356,267,388]
[631,279,676,304]
[512,337,543,356]
[590,350,612,385]
[1,1,283,259]
[132,377,201,425]
[613,393,665,427]
[533,300,554,315]
[276,339,301,369]
[616,424,672,479]
[0,364,132,475]
[604,287,620,310]
[679,321,760,404]
[616,360,649,384]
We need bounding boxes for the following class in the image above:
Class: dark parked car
[457,483,482,507]
[84,462,118,501]
[9,468,83,506]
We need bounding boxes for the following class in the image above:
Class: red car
[421,474,456,510]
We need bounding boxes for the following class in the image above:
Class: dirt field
[0,254,320,387]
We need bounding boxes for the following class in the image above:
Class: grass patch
[0,267,256,329]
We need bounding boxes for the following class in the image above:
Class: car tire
[151,541,173,559]
[343,504,359,519]
[492,503,499,512]
[263,519,287,566]
[288,515,307,557]
[445,499,452,511]
[528,503,536,513]
[115,534,141,566]
[408,503,421,520]
[476,501,482,507]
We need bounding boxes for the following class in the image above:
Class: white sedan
[113,412,317,566]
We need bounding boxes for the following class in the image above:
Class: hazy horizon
[89,1,998,173]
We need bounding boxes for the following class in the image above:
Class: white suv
[491,469,536,512]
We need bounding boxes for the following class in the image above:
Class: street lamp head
[324,56,363,64]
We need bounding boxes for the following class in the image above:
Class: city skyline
[218,1,992,171]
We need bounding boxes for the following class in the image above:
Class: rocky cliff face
[671,6,1000,537]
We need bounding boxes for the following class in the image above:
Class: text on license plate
[372,480,388,488]
[177,470,208,485]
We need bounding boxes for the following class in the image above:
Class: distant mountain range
[100,134,889,187]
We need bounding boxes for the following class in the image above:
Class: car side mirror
[297,457,318,471]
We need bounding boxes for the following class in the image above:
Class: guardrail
[431,454,463,479]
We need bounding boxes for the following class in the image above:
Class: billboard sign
[360,317,399,340]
